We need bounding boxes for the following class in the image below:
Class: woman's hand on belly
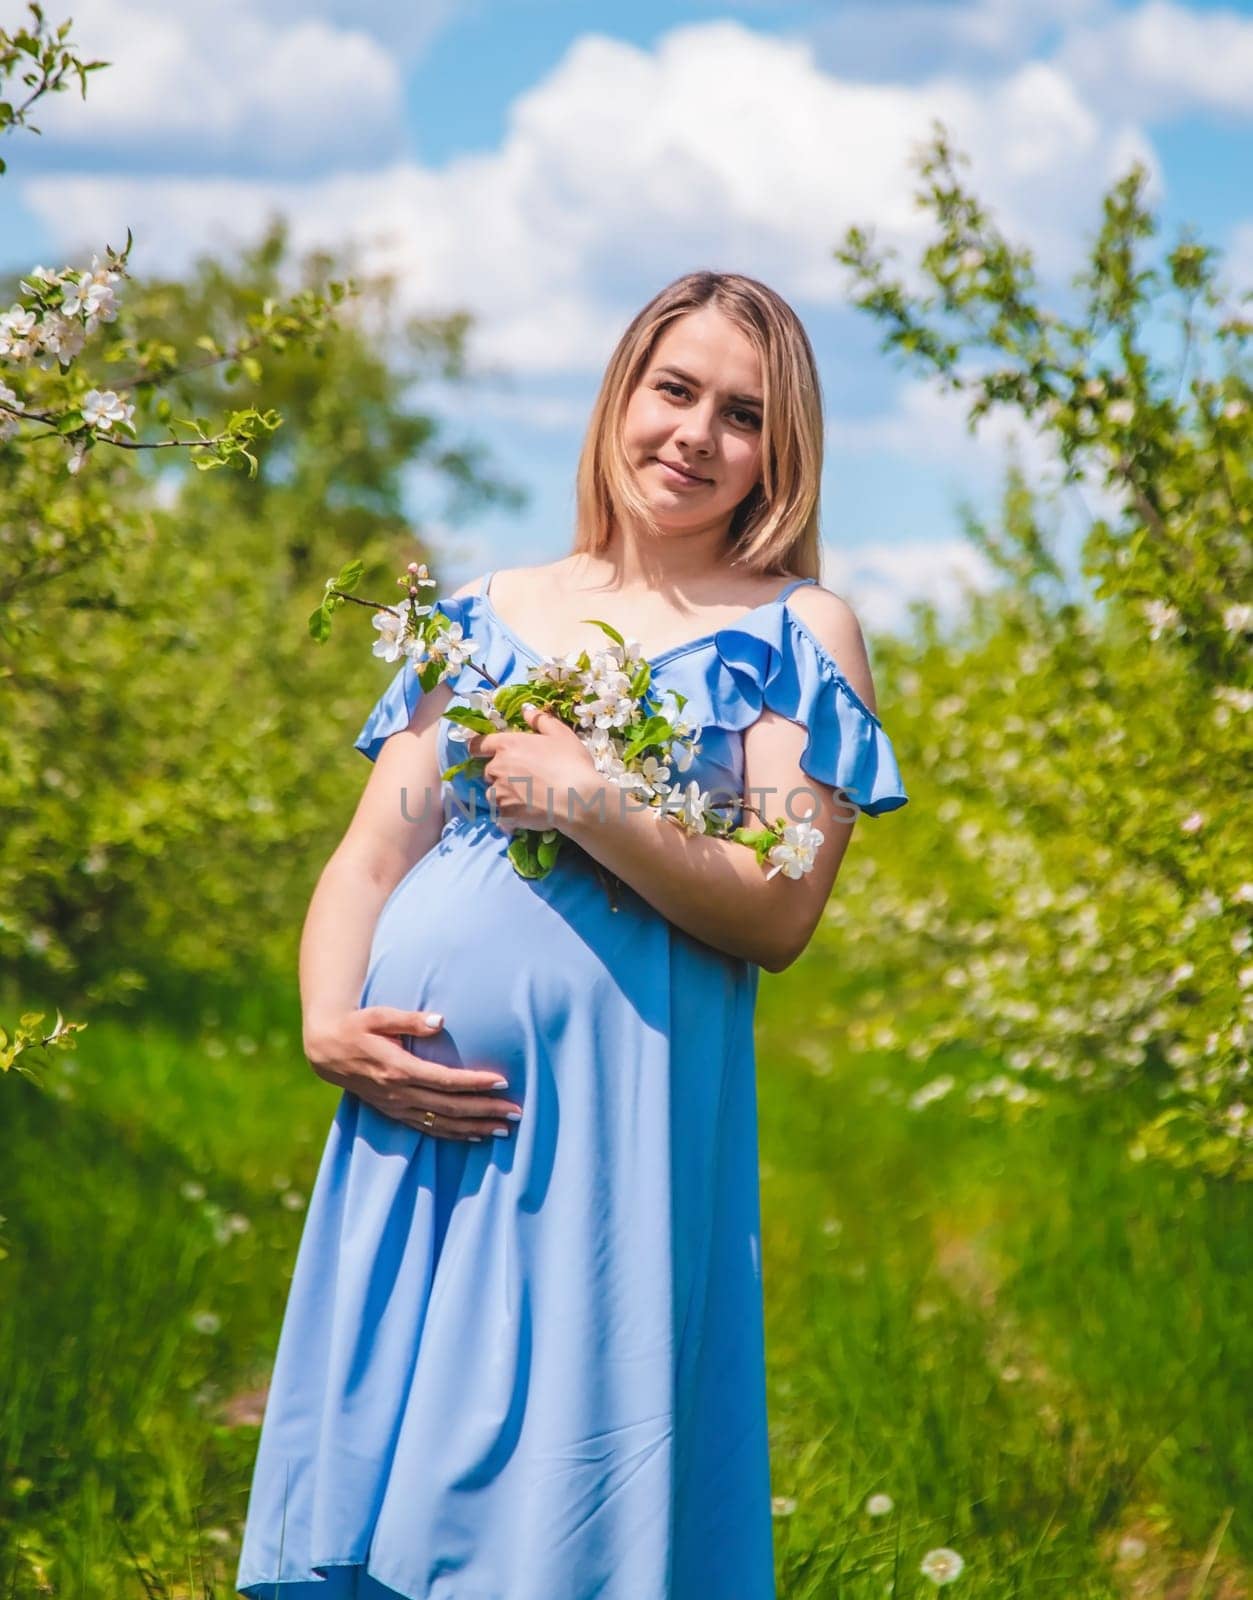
[302,1005,521,1142]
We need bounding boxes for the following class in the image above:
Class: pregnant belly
[359,816,670,1090]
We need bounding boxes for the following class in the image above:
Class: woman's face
[621,305,764,535]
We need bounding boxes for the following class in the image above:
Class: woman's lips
[655,457,711,487]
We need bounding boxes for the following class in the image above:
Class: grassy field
[1,959,1248,1599]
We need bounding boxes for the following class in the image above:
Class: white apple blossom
[615,751,673,799]
[60,274,91,319]
[909,1074,956,1109]
[582,656,634,703]
[578,726,619,764]
[764,819,826,880]
[658,778,715,833]
[591,743,632,784]
[535,649,586,685]
[62,255,122,327]
[370,605,412,663]
[670,737,702,773]
[0,303,38,362]
[1143,599,1181,641]
[33,311,87,367]
[634,753,671,792]
[0,380,24,443]
[425,619,478,671]
[1107,399,1135,426]
[80,388,134,432]
[19,265,61,291]
[1222,602,1253,635]
[573,678,636,732]
[446,688,508,743]
[604,637,646,673]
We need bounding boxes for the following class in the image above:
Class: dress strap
[479,569,496,602]
[775,576,817,603]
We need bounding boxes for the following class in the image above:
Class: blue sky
[2,0,1250,632]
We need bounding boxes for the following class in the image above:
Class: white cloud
[822,534,1002,635]
[828,379,1057,486]
[1225,221,1253,295]
[261,0,466,60]
[1056,1,1253,122]
[827,375,1134,557]
[813,0,1253,126]
[26,0,406,170]
[436,386,593,433]
[810,0,1102,80]
[18,19,1161,377]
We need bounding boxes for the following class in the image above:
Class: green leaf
[588,617,625,648]
[507,832,549,879]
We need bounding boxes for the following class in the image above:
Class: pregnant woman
[236,270,909,1600]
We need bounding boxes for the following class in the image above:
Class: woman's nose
[671,403,716,453]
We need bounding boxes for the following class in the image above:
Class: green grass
[1,960,1249,1599]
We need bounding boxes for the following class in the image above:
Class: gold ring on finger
[421,1109,437,1129]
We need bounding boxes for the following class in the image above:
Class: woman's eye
[657,381,759,428]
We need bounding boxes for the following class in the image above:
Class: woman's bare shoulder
[784,582,878,714]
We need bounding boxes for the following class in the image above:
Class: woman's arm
[564,588,876,972]
[302,572,488,1034]
[299,684,451,1024]
[300,676,453,1035]
[562,715,855,972]
[298,641,522,1139]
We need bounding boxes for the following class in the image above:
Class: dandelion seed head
[920,1547,965,1585]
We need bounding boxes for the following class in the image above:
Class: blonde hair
[572,271,825,580]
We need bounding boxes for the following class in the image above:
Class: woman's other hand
[302,1005,520,1142]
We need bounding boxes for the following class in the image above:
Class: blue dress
[236,572,908,1600]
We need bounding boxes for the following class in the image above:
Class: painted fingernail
[491,1126,510,1137]
[490,1079,510,1090]
[424,1012,444,1028]
[468,1135,484,1143]
[504,1110,521,1122]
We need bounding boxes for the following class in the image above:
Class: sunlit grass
[1,959,1248,1597]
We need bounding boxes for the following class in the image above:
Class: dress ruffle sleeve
[701,602,910,818]
[353,593,477,763]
